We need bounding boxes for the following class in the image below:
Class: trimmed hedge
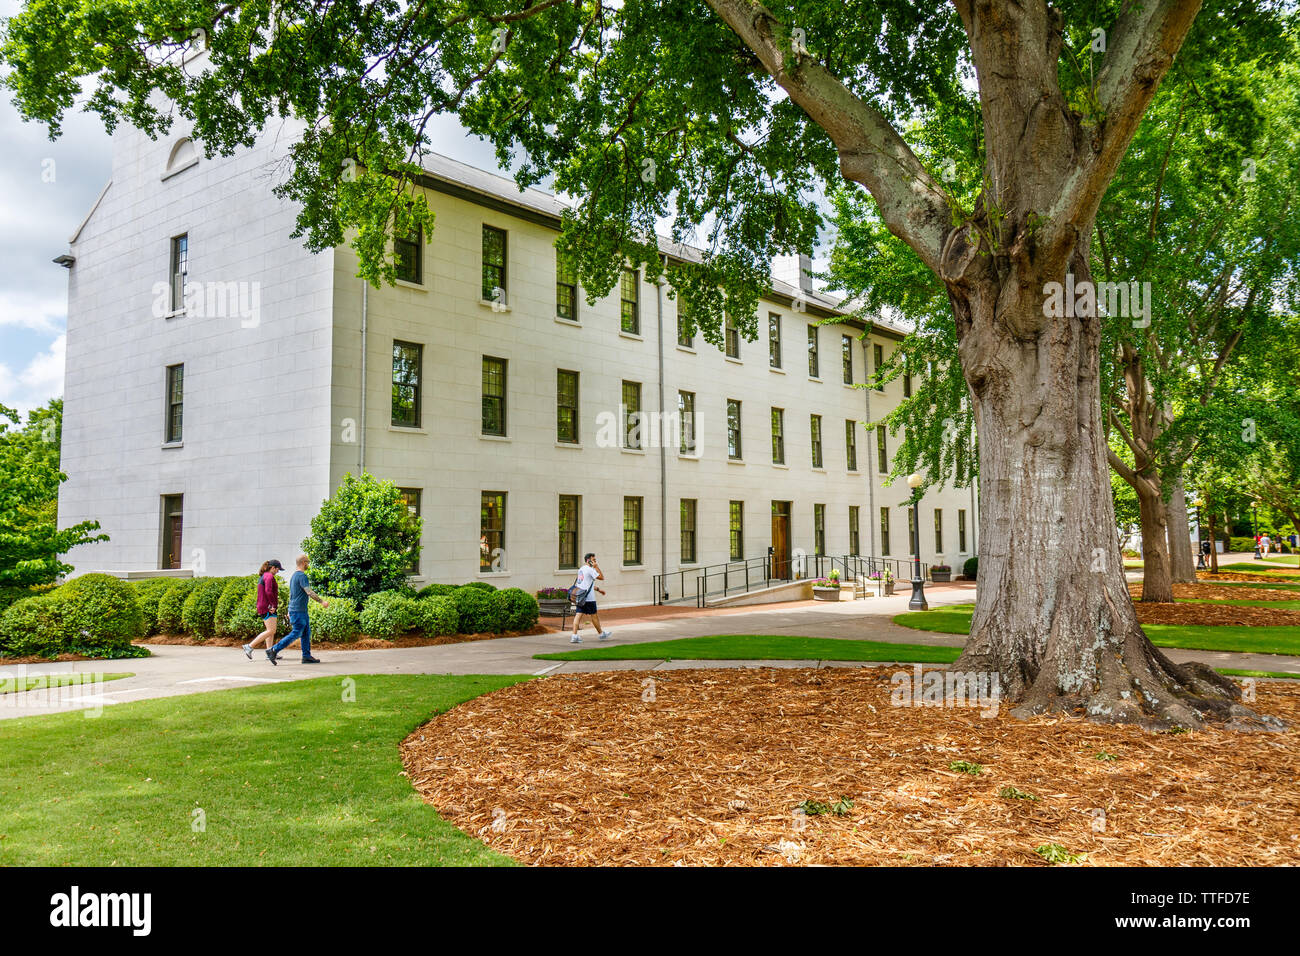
[222,578,290,640]
[962,556,978,579]
[157,578,202,634]
[461,581,498,593]
[308,596,361,642]
[416,583,460,599]
[214,576,258,635]
[417,596,458,637]
[181,577,235,639]
[131,578,178,636]
[0,582,59,615]
[495,588,539,632]
[359,590,420,640]
[0,574,147,659]
[452,586,503,634]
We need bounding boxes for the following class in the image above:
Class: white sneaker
[241,644,252,659]
[570,635,582,644]
[599,630,612,641]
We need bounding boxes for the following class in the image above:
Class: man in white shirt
[571,553,611,644]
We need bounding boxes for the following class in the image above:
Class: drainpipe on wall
[863,338,876,555]
[657,265,669,601]
[359,279,368,474]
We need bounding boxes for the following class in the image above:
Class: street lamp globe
[907,472,923,490]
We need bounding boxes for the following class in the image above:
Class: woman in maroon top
[242,559,283,660]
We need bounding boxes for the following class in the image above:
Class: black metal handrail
[654,552,931,607]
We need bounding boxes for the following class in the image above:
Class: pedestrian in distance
[242,559,283,659]
[268,554,329,665]
[569,552,611,644]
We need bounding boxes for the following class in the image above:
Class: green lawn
[536,634,963,663]
[1215,562,1300,575]
[1203,580,1300,593]
[0,672,133,695]
[1217,669,1300,680]
[1185,598,1300,610]
[0,674,528,866]
[893,604,1300,656]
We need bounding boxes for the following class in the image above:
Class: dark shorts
[577,601,597,615]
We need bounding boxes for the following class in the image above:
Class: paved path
[2,583,1296,720]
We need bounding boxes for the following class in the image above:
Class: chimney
[772,253,813,293]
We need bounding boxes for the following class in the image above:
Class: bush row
[0,574,149,659]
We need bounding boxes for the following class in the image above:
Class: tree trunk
[1166,478,1196,583]
[1135,478,1176,603]
[952,255,1273,731]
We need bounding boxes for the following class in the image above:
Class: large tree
[3,0,1278,727]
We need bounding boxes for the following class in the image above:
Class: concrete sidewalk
[2,585,1296,720]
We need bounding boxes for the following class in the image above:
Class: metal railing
[653,553,931,607]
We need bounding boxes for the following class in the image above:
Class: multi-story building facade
[56,119,977,605]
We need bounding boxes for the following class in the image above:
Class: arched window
[162,137,199,180]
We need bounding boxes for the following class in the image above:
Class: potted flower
[811,577,842,601]
[536,587,571,616]
[867,569,895,597]
[930,564,952,583]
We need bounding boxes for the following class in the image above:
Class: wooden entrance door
[161,495,183,569]
[771,501,791,579]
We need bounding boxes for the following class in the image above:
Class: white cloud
[0,333,64,417]
[0,286,68,334]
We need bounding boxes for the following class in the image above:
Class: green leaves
[302,473,422,602]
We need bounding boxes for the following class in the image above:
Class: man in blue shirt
[269,554,330,664]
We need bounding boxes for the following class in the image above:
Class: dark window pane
[557,370,579,443]
[620,269,639,334]
[623,497,642,565]
[556,252,577,320]
[391,341,422,428]
[395,225,422,283]
[622,381,642,449]
[482,357,507,435]
[559,495,580,569]
[480,492,506,571]
[482,226,507,303]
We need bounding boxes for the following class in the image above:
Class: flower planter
[869,580,895,597]
[930,570,952,583]
[812,586,842,602]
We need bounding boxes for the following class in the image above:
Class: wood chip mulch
[400,669,1300,866]
[1126,581,1300,626]
[135,625,554,651]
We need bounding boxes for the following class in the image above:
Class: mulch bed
[136,624,555,651]
[1126,581,1300,626]
[401,668,1300,866]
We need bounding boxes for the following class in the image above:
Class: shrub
[495,588,539,632]
[416,596,458,637]
[0,595,64,657]
[302,473,422,603]
[221,577,290,640]
[1229,536,1258,553]
[452,586,504,634]
[157,578,202,634]
[309,596,361,642]
[0,582,59,614]
[131,578,177,636]
[417,583,460,599]
[359,590,420,639]
[214,576,258,635]
[181,578,232,639]
[461,580,498,592]
[0,574,146,658]
[963,556,978,579]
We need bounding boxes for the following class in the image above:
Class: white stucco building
[55,117,978,606]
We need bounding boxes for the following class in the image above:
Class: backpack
[568,570,591,605]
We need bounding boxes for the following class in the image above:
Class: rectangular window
[558,494,580,569]
[623,497,643,565]
[769,313,782,368]
[160,494,183,570]
[391,341,422,428]
[771,407,785,465]
[677,300,694,347]
[481,225,507,303]
[395,225,422,284]
[482,356,507,436]
[165,364,184,443]
[873,343,885,392]
[814,503,826,556]
[880,507,891,557]
[680,498,697,564]
[480,491,506,571]
[729,500,744,561]
[678,390,696,454]
[876,426,888,474]
[621,268,640,334]
[845,419,858,471]
[810,414,823,469]
[398,488,421,574]
[556,369,579,443]
[556,252,578,320]
[959,509,968,553]
[169,234,188,312]
[903,372,912,398]
[934,509,944,554]
[727,399,742,460]
[807,324,819,377]
[725,315,740,359]
[849,505,860,555]
[842,335,853,384]
[622,380,642,449]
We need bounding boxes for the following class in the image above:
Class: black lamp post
[907,472,928,611]
[1195,498,1207,570]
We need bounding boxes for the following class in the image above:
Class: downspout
[863,336,876,555]
[359,279,368,474]
[657,264,668,601]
